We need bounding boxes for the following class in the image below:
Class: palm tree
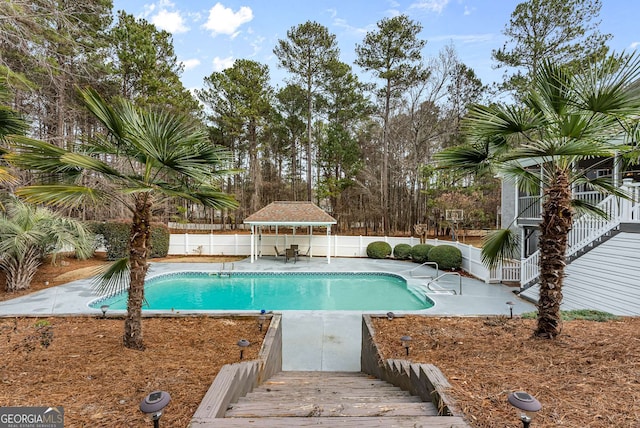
[7,88,238,350]
[0,197,93,291]
[0,197,93,292]
[436,53,640,338]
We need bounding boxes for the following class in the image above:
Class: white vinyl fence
[168,233,507,283]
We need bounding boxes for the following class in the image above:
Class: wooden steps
[191,371,469,427]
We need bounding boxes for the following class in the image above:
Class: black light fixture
[506,301,515,319]
[100,304,109,318]
[237,339,250,360]
[386,311,395,321]
[508,391,541,428]
[139,390,171,428]
[400,335,412,356]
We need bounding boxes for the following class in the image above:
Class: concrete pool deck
[0,256,535,371]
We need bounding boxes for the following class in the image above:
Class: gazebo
[243,201,337,263]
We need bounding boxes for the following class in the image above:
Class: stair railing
[520,194,626,290]
[566,195,620,258]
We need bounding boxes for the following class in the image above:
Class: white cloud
[429,33,493,44]
[249,35,265,57]
[630,42,640,49]
[464,6,473,16]
[410,0,450,13]
[213,56,234,71]
[203,3,253,37]
[151,9,189,33]
[181,58,201,70]
[333,18,369,37]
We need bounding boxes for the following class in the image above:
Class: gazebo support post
[326,226,331,264]
[250,224,255,263]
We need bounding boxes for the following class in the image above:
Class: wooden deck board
[225,401,437,418]
[191,416,470,427]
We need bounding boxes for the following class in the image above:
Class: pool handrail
[427,272,462,295]
[409,261,439,278]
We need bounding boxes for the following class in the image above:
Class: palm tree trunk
[536,169,572,338]
[123,196,151,350]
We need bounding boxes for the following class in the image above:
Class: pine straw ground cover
[372,316,640,428]
[0,316,268,427]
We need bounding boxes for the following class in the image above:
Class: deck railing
[518,191,607,222]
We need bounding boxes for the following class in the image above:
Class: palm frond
[463,103,544,140]
[572,52,640,115]
[434,143,493,176]
[193,189,240,210]
[570,198,609,219]
[571,176,630,199]
[16,185,104,207]
[497,162,541,197]
[77,87,129,141]
[0,165,17,185]
[91,257,130,297]
[60,152,125,178]
[7,136,81,176]
[506,138,616,160]
[0,107,29,140]
[481,228,520,269]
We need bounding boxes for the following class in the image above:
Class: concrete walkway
[0,257,535,371]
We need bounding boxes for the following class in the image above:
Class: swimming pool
[90,272,433,311]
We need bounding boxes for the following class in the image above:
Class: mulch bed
[2,256,639,427]
[371,315,640,428]
[0,316,267,427]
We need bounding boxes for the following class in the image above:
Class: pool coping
[0,257,535,317]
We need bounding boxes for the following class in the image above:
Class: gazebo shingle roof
[244,201,336,225]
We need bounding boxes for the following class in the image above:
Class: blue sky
[111,0,640,92]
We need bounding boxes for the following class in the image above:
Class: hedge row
[366,241,463,270]
[87,221,170,260]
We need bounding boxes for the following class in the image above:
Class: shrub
[428,245,462,270]
[150,223,170,258]
[100,221,131,260]
[410,244,433,263]
[366,241,392,259]
[97,221,170,260]
[393,243,412,260]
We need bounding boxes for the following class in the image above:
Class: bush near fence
[167,232,514,283]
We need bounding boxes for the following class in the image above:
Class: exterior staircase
[520,232,640,315]
[519,194,626,289]
[192,371,469,427]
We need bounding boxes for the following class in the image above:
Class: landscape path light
[508,390,541,428]
[386,311,395,321]
[139,390,171,428]
[237,339,250,360]
[506,301,515,319]
[100,304,109,318]
[400,335,412,356]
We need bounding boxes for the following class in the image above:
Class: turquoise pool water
[91,272,432,311]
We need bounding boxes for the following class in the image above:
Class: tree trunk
[0,247,42,292]
[306,75,313,201]
[123,196,151,350]
[536,169,572,338]
[248,120,262,213]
